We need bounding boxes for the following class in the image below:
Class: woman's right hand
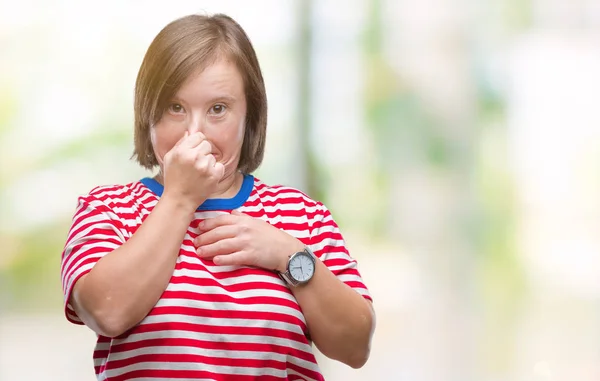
[161,131,225,209]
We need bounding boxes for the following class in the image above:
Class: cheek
[151,126,184,157]
[211,118,245,154]
[236,118,245,142]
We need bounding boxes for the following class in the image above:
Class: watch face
[289,252,315,283]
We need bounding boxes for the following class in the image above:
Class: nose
[187,114,206,134]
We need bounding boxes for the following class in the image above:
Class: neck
[154,170,244,200]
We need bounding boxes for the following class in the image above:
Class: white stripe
[309,238,346,252]
[287,367,321,381]
[165,282,298,303]
[328,264,358,272]
[140,314,304,335]
[62,239,118,282]
[310,223,338,235]
[193,210,231,219]
[175,257,269,275]
[314,213,334,224]
[94,357,106,367]
[62,250,108,291]
[89,185,133,199]
[104,360,284,379]
[64,262,95,298]
[154,298,306,325]
[66,210,112,243]
[85,199,122,219]
[352,287,372,298]
[171,266,283,284]
[279,229,310,239]
[105,345,322,375]
[96,341,111,351]
[242,201,320,214]
[255,189,314,204]
[112,205,140,215]
[106,344,286,362]
[264,214,310,226]
[320,252,354,261]
[338,273,366,283]
[111,330,313,357]
[66,310,81,323]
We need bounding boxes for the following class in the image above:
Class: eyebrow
[209,95,237,104]
[171,94,237,105]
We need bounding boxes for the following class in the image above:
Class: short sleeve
[60,196,126,324]
[308,202,372,302]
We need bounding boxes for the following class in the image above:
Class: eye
[209,104,227,116]
[168,103,185,114]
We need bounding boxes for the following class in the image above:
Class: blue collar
[140,174,254,211]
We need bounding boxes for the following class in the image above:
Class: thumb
[214,162,225,179]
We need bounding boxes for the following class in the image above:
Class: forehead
[176,58,244,101]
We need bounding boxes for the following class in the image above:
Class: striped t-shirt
[61,174,372,381]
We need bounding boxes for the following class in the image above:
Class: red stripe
[170,276,289,293]
[121,322,308,346]
[158,290,302,311]
[108,337,313,362]
[287,361,325,381]
[146,306,306,329]
[106,352,288,371]
[174,261,281,280]
[110,368,286,381]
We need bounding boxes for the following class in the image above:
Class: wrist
[159,193,200,218]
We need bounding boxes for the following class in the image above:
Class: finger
[194,140,212,157]
[198,214,239,232]
[213,252,251,267]
[180,131,207,149]
[197,238,239,258]
[172,130,189,149]
[193,153,216,172]
[195,225,238,247]
[212,162,225,180]
[205,154,216,169]
[231,210,245,216]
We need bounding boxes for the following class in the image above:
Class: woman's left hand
[194,210,304,272]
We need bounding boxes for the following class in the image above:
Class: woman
[60,13,375,381]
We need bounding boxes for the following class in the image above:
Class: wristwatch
[279,247,316,287]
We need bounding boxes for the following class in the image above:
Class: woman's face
[151,58,247,179]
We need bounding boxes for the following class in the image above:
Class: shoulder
[251,177,326,211]
[77,181,148,210]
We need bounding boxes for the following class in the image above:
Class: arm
[69,195,194,338]
[64,131,224,337]
[283,241,375,368]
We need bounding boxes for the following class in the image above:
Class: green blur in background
[1,0,600,380]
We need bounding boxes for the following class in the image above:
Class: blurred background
[1,0,600,380]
